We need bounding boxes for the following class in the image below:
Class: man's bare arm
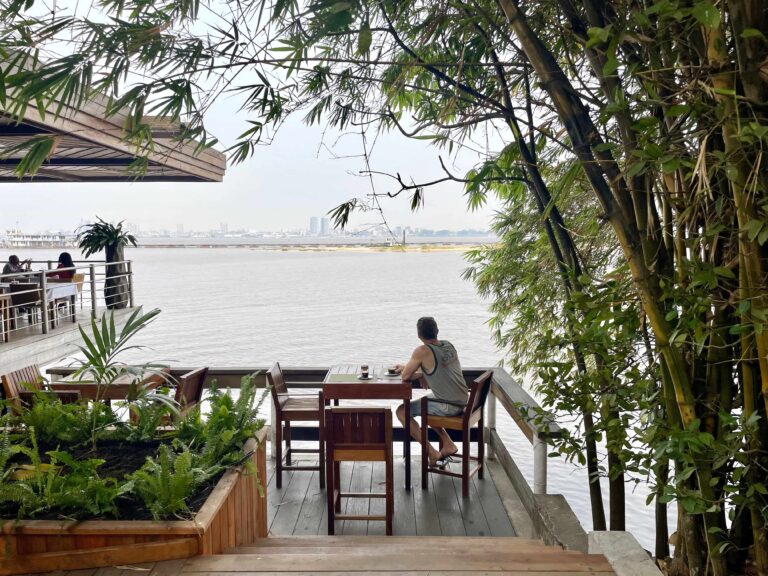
[399,345,429,381]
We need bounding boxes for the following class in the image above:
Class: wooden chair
[325,407,393,535]
[18,390,82,407]
[9,283,43,328]
[1,365,46,413]
[420,370,493,498]
[72,273,85,309]
[267,362,325,489]
[174,367,209,417]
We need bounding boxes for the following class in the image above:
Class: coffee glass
[361,364,369,378]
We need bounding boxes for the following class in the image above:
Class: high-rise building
[310,216,320,235]
[320,217,330,236]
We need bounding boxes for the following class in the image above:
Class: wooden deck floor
[266,455,517,537]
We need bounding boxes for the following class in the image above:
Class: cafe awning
[0,101,226,183]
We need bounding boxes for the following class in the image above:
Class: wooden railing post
[89,264,97,318]
[270,400,277,460]
[533,431,547,494]
[486,391,496,460]
[127,261,135,308]
[40,271,49,334]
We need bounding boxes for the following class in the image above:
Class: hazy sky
[2,93,501,234]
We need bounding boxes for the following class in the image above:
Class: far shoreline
[134,242,494,252]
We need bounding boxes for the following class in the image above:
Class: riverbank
[136,242,493,252]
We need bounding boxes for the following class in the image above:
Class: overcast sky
[2,95,501,234]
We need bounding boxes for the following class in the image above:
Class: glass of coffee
[361,364,369,378]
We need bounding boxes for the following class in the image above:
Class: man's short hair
[8,255,19,266]
[417,317,439,340]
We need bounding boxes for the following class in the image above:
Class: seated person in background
[394,316,469,467]
[49,252,75,280]
[2,255,31,280]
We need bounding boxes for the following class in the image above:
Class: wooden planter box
[0,429,268,575]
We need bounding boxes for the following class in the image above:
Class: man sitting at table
[2,255,32,281]
[395,316,468,467]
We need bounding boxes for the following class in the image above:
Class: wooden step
[229,545,584,556]
[182,551,615,573]
[248,536,544,548]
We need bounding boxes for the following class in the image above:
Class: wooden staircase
[179,536,617,574]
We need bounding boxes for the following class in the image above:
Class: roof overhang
[0,95,226,183]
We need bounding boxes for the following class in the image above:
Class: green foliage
[127,445,205,519]
[175,374,267,476]
[13,391,115,445]
[76,218,137,259]
[70,307,169,444]
[0,429,121,519]
[0,317,265,522]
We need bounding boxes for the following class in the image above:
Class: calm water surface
[20,246,662,549]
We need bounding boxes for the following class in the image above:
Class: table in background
[46,282,79,325]
[51,368,171,401]
[0,281,78,331]
[323,364,414,489]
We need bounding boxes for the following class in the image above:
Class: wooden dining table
[323,364,414,489]
[50,367,171,401]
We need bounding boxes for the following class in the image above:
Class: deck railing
[484,368,561,495]
[44,365,558,497]
[0,260,135,341]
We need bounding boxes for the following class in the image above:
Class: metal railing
[0,260,135,342]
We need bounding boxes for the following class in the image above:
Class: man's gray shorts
[409,393,464,417]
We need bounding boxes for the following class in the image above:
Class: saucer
[357,375,373,381]
[382,372,400,378]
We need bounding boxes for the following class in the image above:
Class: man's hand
[394,364,405,373]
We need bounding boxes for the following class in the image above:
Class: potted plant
[77,218,138,309]
[0,310,268,572]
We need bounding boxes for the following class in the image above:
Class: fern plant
[14,392,115,446]
[177,374,267,476]
[127,445,207,520]
[0,429,121,519]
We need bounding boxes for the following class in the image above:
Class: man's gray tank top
[423,341,468,405]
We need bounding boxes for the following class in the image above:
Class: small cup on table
[361,364,369,379]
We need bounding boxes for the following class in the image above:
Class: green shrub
[127,445,207,519]
[14,392,117,446]
[0,430,121,519]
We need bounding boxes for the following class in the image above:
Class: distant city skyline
[1,220,493,239]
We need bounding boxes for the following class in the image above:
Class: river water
[14,245,662,549]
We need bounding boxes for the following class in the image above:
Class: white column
[270,400,277,460]
[486,392,496,459]
[533,431,548,494]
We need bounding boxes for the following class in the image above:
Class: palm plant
[77,218,137,309]
[71,308,177,446]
